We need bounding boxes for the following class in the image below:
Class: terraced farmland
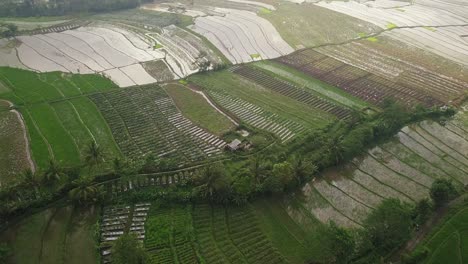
[276,49,445,107]
[144,205,199,264]
[189,70,333,142]
[316,0,468,66]
[315,41,468,103]
[0,68,120,169]
[89,85,226,163]
[209,91,304,142]
[291,118,468,227]
[232,65,354,120]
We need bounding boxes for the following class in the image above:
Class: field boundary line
[312,184,363,227]
[327,181,376,210]
[24,108,55,161]
[368,154,431,189]
[402,130,467,178]
[67,100,97,143]
[49,104,82,160]
[414,125,468,170]
[354,167,415,203]
[393,141,463,185]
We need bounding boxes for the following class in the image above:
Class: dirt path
[11,109,36,173]
[185,84,240,126]
[0,99,36,173]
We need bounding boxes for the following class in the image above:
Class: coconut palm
[22,169,41,198]
[291,156,317,185]
[43,159,66,184]
[328,135,345,165]
[68,177,101,205]
[85,141,105,174]
[195,165,230,200]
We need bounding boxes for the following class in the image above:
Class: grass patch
[164,83,235,136]
[386,22,397,29]
[366,36,379,42]
[423,26,437,32]
[259,7,272,15]
[250,53,261,59]
[178,79,188,85]
[153,43,163,49]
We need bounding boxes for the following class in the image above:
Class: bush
[362,198,413,255]
[430,179,458,208]
[401,247,430,264]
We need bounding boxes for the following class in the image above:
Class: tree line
[0,0,152,17]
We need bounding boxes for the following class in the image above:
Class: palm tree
[196,165,230,200]
[85,141,105,175]
[291,156,317,185]
[43,159,66,184]
[22,169,41,198]
[328,135,345,165]
[68,177,101,205]
[249,156,270,184]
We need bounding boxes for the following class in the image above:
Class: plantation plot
[144,205,198,264]
[189,8,294,64]
[232,65,354,120]
[190,71,332,142]
[316,41,468,103]
[100,203,150,263]
[276,49,442,107]
[209,91,303,142]
[90,85,226,163]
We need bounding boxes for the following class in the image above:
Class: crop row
[233,65,353,120]
[208,90,305,142]
[192,204,285,263]
[317,43,468,102]
[276,49,442,107]
[145,205,198,263]
[89,85,225,163]
[101,203,150,263]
